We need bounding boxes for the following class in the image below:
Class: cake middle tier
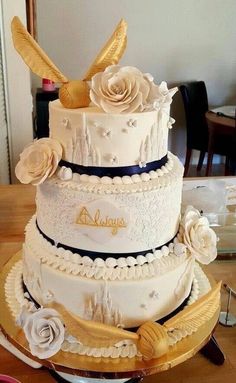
[36,153,183,255]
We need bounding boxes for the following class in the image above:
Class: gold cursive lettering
[76,207,127,235]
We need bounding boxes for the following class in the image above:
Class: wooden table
[205,112,235,176]
[0,185,236,383]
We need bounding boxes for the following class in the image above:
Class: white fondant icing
[49,100,170,168]
[35,155,183,254]
[23,240,194,328]
[12,67,217,361]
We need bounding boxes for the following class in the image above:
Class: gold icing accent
[76,207,127,235]
[11,16,68,83]
[83,19,127,81]
[11,17,127,109]
[48,302,138,348]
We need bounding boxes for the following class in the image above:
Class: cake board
[0,251,224,383]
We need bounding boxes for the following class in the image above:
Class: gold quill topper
[11,16,127,108]
[47,282,221,360]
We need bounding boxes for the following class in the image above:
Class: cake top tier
[15,69,177,185]
[12,17,178,185]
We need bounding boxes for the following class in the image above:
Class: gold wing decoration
[137,282,221,359]
[11,16,68,83]
[47,282,221,360]
[11,16,127,108]
[83,19,127,81]
[164,281,221,335]
[49,302,138,348]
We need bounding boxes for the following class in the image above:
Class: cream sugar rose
[10,65,218,360]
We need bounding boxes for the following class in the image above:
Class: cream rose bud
[23,308,65,359]
[181,206,217,265]
[90,65,152,113]
[15,138,62,185]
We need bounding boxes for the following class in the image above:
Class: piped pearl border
[57,152,176,185]
[50,152,183,195]
[25,216,189,281]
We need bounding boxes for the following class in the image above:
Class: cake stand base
[51,370,142,383]
[0,252,223,381]
[200,335,225,365]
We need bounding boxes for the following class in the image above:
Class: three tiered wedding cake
[5,17,220,362]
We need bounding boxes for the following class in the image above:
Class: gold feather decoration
[83,19,127,81]
[11,16,68,84]
[137,282,221,359]
[164,281,221,333]
[11,16,127,108]
[49,302,138,348]
[46,282,221,360]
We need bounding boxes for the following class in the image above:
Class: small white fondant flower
[127,119,137,128]
[140,303,147,309]
[22,308,65,359]
[105,154,118,164]
[101,128,112,138]
[181,206,217,265]
[61,118,70,129]
[139,160,147,168]
[15,138,62,185]
[43,291,54,303]
[149,290,159,299]
[91,120,101,128]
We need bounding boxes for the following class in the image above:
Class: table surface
[205,111,235,128]
[0,184,236,383]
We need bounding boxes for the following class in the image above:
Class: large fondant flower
[180,206,217,265]
[90,65,155,113]
[15,138,62,185]
[22,308,65,359]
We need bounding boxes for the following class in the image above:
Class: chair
[179,81,209,176]
[205,110,236,176]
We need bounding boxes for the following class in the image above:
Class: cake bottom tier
[23,217,195,328]
[5,258,211,360]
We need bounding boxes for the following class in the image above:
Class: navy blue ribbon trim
[36,220,176,260]
[59,154,168,178]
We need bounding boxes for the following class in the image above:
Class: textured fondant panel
[49,100,171,167]
[36,155,183,254]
